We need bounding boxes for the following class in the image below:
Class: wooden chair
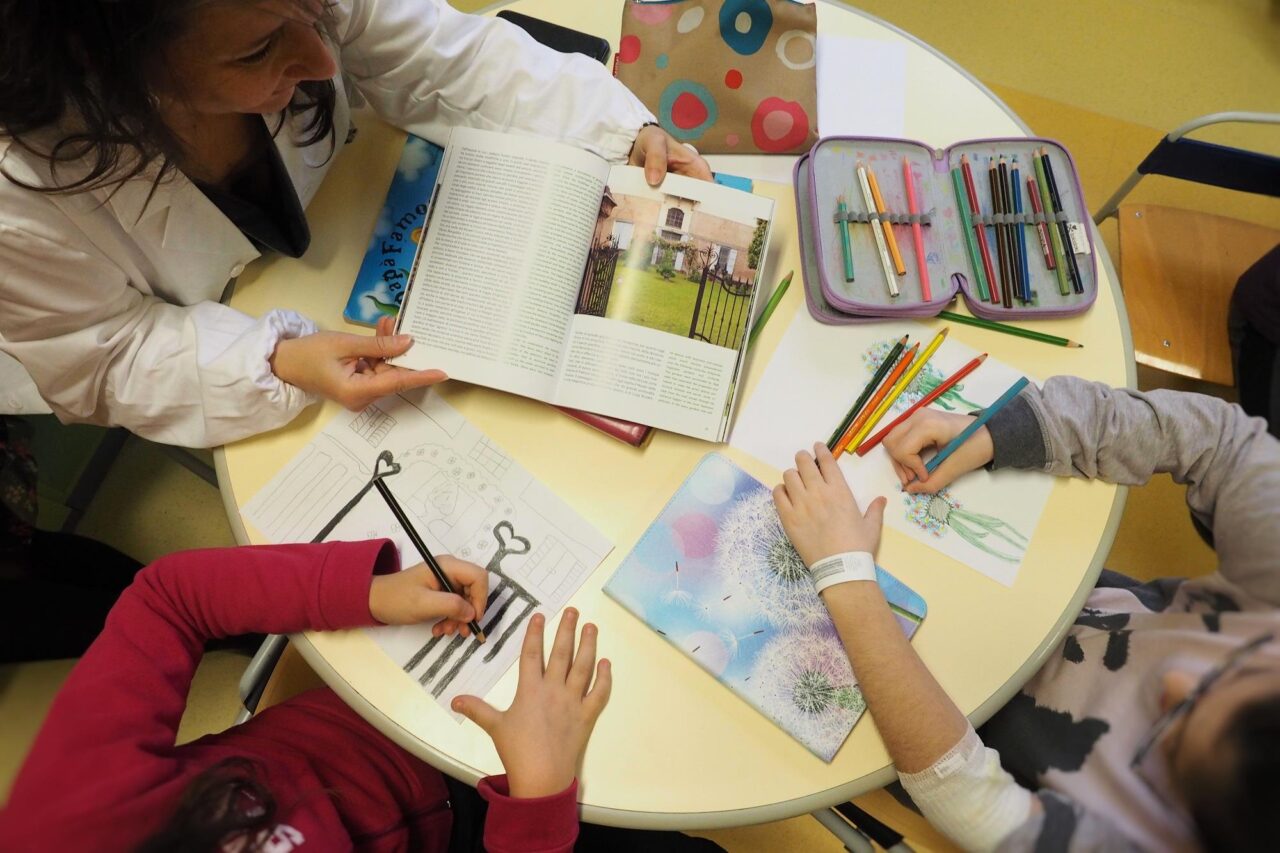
[1117,204,1280,384]
[1094,111,1280,385]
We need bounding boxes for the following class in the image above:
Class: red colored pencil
[960,155,1000,305]
[854,353,989,456]
[902,156,932,302]
[1026,176,1055,269]
[833,343,920,456]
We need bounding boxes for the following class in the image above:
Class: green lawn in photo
[604,267,751,350]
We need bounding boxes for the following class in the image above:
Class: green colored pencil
[826,333,909,449]
[938,309,1082,348]
[1032,154,1071,296]
[951,168,990,302]
[747,271,794,350]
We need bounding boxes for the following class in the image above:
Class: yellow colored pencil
[844,327,950,452]
[865,166,906,276]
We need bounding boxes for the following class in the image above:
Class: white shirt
[0,0,652,447]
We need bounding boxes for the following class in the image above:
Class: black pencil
[826,334,908,449]
[1040,148,1084,294]
[988,158,1012,308]
[373,477,487,643]
[998,156,1023,303]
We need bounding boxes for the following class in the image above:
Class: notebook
[604,453,927,761]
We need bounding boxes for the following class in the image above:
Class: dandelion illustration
[717,491,827,628]
[663,561,696,607]
[718,628,765,661]
[903,488,1029,562]
[746,629,865,759]
[862,339,980,412]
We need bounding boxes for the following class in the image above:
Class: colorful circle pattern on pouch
[719,0,773,56]
[659,80,718,141]
[751,96,810,152]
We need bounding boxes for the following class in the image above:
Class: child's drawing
[605,453,926,762]
[904,488,1029,563]
[861,337,980,412]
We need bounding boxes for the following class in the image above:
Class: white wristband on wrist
[809,551,877,594]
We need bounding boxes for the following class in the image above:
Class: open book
[391,128,775,442]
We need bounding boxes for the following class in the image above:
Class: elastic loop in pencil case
[834,210,934,226]
[970,211,1070,226]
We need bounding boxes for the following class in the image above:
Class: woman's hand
[774,443,886,567]
[368,556,488,637]
[271,316,447,410]
[452,609,611,799]
[628,124,713,186]
[882,409,992,493]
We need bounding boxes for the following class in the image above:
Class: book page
[392,128,609,399]
[556,167,775,440]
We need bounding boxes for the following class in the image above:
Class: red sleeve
[478,775,579,853]
[0,540,399,844]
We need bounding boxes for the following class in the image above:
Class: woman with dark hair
[0,0,707,448]
[0,540,721,851]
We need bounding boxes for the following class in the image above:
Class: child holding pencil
[774,376,1280,852]
[0,541,721,853]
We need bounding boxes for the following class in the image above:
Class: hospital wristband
[809,551,877,594]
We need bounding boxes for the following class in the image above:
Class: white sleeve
[333,0,654,162]
[898,725,1034,852]
[0,222,317,448]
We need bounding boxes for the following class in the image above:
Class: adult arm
[334,0,653,162]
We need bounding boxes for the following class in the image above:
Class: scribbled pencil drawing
[862,337,980,412]
[402,520,541,698]
[903,487,1029,562]
[349,403,397,445]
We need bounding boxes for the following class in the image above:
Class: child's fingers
[794,449,822,487]
[812,442,851,491]
[863,496,887,529]
[567,622,598,697]
[772,483,793,515]
[782,467,803,498]
[517,612,546,688]
[584,659,613,719]
[452,694,502,733]
[546,608,580,683]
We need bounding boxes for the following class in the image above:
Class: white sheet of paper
[816,35,908,138]
[730,314,1051,586]
[243,390,612,712]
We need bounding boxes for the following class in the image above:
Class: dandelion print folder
[604,453,926,761]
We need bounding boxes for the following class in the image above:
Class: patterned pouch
[616,0,818,155]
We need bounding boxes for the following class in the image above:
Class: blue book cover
[344,135,444,327]
[604,453,926,762]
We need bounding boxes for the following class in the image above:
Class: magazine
[391,127,776,442]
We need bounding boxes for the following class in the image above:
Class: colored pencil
[1026,175,1055,269]
[857,164,899,297]
[989,157,1012,308]
[998,156,1023,303]
[856,353,988,456]
[865,166,906,277]
[833,342,919,455]
[1011,159,1032,303]
[961,155,1000,305]
[1032,153,1071,296]
[951,168,990,302]
[1040,147,1085,294]
[938,309,1082,347]
[374,477,487,642]
[926,376,1029,474]
[902,157,932,302]
[845,328,949,452]
[837,196,855,282]
[826,334,908,449]
[746,270,793,350]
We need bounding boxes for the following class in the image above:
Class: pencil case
[794,136,1098,324]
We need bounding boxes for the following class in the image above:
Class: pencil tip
[1069,341,1083,348]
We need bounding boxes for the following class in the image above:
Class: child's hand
[368,557,488,637]
[882,409,993,494]
[453,609,611,799]
[773,443,886,567]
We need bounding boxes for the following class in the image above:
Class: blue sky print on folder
[604,453,927,761]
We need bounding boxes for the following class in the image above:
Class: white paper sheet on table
[730,314,1050,587]
[243,389,612,714]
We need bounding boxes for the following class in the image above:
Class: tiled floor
[3,1,1277,849]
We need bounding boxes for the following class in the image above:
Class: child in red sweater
[0,540,710,852]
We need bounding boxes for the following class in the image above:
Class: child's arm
[454,609,611,853]
[883,377,1280,604]
[1,541,486,843]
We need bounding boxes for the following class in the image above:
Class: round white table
[217,0,1134,830]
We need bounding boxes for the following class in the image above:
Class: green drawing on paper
[862,338,980,412]
[904,488,1029,563]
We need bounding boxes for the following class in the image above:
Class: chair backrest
[1095,112,1280,223]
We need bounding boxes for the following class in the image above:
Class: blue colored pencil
[1011,158,1031,302]
[925,376,1029,474]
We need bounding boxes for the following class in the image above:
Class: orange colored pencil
[866,166,906,276]
[855,353,989,456]
[832,343,920,455]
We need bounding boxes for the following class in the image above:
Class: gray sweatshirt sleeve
[984,377,1280,604]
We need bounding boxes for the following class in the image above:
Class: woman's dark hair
[1187,690,1280,852]
[0,0,336,196]
[136,757,278,853]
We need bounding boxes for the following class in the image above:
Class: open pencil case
[794,136,1097,324]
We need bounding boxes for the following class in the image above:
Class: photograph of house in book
[577,184,770,351]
